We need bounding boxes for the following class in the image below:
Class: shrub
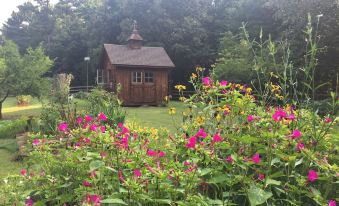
[16,95,32,106]
[1,73,337,206]
[0,119,27,139]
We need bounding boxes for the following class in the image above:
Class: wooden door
[130,70,156,104]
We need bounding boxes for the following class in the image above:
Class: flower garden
[1,68,338,206]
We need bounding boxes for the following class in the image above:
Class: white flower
[317,14,324,18]
[4,179,8,184]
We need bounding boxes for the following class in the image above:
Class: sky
[0,0,59,27]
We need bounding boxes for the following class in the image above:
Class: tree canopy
[1,0,338,91]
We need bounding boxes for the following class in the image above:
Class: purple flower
[25,198,33,206]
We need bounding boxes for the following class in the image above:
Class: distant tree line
[1,0,338,92]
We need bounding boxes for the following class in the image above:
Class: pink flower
[89,171,97,179]
[183,161,191,166]
[196,128,207,138]
[81,137,91,144]
[308,170,318,182]
[286,114,295,121]
[85,194,101,206]
[291,129,302,139]
[58,122,68,132]
[202,77,210,86]
[325,117,332,124]
[121,136,128,149]
[247,115,255,122]
[76,117,83,124]
[122,126,129,134]
[225,155,234,164]
[83,180,92,187]
[328,200,336,206]
[212,133,222,143]
[100,126,106,133]
[20,169,27,176]
[272,109,287,122]
[100,152,106,159]
[84,115,93,123]
[134,169,142,178]
[220,80,228,87]
[89,124,98,131]
[296,142,305,151]
[25,198,33,206]
[185,136,197,149]
[32,139,40,146]
[158,151,166,158]
[251,153,261,164]
[98,113,107,121]
[258,173,265,181]
[147,149,157,157]
[117,122,124,128]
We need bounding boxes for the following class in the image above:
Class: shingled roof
[104,44,175,68]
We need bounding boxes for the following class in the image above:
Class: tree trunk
[0,102,3,120]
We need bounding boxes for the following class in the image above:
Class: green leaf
[89,160,105,171]
[247,184,273,206]
[265,178,281,186]
[101,198,128,205]
[294,158,303,167]
[152,199,172,204]
[200,168,213,176]
[207,174,228,184]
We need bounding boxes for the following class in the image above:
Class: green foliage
[214,32,254,83]
[0,119,27,139]
[16,95,32,106]
[87,88,126,125]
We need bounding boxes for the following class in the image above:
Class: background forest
[1,0,338,91]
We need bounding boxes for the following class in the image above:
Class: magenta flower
[308,170,318,182]
[286,114,295,121]
[85,194,101,206]
[185,136,197,149]
[84,115,93,123]
[202,77,210,86]
[76,117,83,124]
[20,169,27,176]
[251,153,261,164]
[196,128,207,138]
[58,122,68,132]
[291,129,302,139]
[100,152,107,159]
[325,117,332,124]
[117,122,124,128]
[122,126,129,134]
[158,151,166,157]
[258,173,265,181]
[100,126,106,133]
[98,113,107,121]
[134,169,142,178]
[147,149,157,157]
[89,124,98,131]
[272,108,287,122]
[89,171,97,179]
[25,198,33,206]
[83,180,92,187]
[212,133,222,143]
[121,136,128,149]
[328,200,336,206]
[183,161,191,166]
[32,139,40,146]
[225,155,234,164]
[81,137,91,144]
[220,80,228,87]
[296,142,305,151]
[247,115,255,122]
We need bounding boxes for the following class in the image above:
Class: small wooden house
[98,23,175,105]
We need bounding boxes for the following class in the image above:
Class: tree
[0,39,52,119]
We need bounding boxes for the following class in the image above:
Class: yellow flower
[196,66,203,72]
[191,73,197,80]
[175,85,186,91]
[246,87,252,94]
[168,107,176,115]
[179,97,186,102]
[216,114,222,122]
[275,94,284,100]
[195,116,205,125]
[270,83,281,93]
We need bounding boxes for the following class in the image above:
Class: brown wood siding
[115,67,169,105]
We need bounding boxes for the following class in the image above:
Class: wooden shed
[98,23,175,105]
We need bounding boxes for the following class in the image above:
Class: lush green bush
[0,119,27,139]
[1,72,337,205]
[16,95,33,106]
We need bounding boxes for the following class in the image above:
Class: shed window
[132,71,142,83]
[144,72,154,83]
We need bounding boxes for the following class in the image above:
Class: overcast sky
[0,0,59,27]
